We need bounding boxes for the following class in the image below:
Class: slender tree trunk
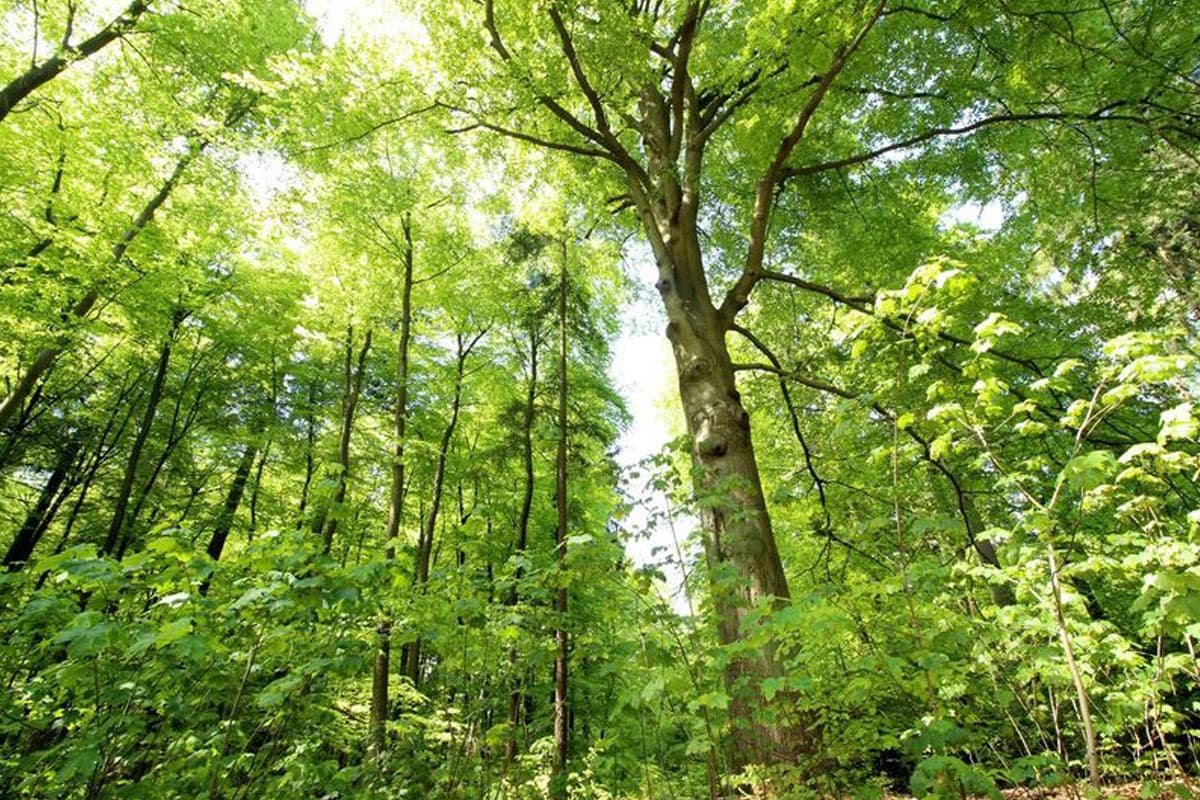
[505,325,539,766]
[1047,541,1101,785]
[248,438,270,536]
[551,240,569,797]
[321,326,372,555]
[296,385,317,529]
[402,331,481,686]
[373,213,414,757]
[102,311,181,555]
[0,0,152,123]
[28,380,139,582]
[0,138,206,431]
[116,366,207,559]
[4,441,76,568]
[204,444,258,564]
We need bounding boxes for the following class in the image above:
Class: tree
[429,0,1200,770]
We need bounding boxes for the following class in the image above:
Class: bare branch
[447,118,613,161]
[730,323,830,522]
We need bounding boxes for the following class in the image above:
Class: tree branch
[730,324,830,523]
[780,103,1154,182]
[721,0,887,323]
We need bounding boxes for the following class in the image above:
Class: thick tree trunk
[670,311,796,766]
[0,0,152,123]
[320,327,371,555]
[551,243,569,797]
[4,441,76,568]
[372,213,414,757]
[618,81,800,768]
[632,172,796,764]
[102,312,181,555]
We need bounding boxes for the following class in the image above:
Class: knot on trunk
[692,397,743,458]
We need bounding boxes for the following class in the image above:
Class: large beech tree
[430,0,1200,767]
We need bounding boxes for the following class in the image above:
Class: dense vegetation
[1,1,1199,797]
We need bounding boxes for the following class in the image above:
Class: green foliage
[1,0,1199,797]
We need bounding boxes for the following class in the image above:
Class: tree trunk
[204,444,258,564]
[619,85,799,767]
[551,239,569,797]
[28,379,139,581]
[4,440,76,568]
[372,212,414,757]
[296,385,317,529]
[402,330,480,686]
[320,326,372,555]
[639,196,796,765]
[1047,540,1101,785]
[505,323,539,766]
[102,311,181,555]
[0,138,206,431]
[116,362,207,559]
[0,0,152,123]
[247,439,270,536]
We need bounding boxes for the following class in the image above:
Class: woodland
[1,0,1200,798]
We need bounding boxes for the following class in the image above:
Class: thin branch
[780,103,1155,181]
[721,0,887,323]
[731,361,858,400]
[482,0,609,151]
[730,324,830,522]
[447,117,613,160]
[292,104,438,155]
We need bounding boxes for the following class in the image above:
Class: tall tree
[318,326,372,556]
[431,0,1200,767]
[551,234,570,796]
[401,328,486,684]
[372,211,415,756]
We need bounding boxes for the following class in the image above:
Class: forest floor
[886,781,1199,800]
